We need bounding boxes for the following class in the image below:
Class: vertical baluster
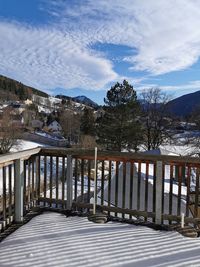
[115,161,119,217]
[44,156,47,206]
[122,161,126,219]
[169,164,173,224]
[3,166,7,226]
[155,161,163,225]
[62,157,65,208]
[161,163,165,224]
[81,159,84,204]
[108,160,112,217]
[186,166,191,218]
[129,162,134,219]
[0,168,2,221]
[31,159,35,206]
[14,159,24,223]
[137,162,141,211]
[145,163,149,221]
[23,161,27,211]
[66,155,73,210]
[28,160,31,208]
[50,156,53,207]
[56,157,59,208]
[36,156,40,206]
[87,160,91,210]
[153,163,156,222]
[8,165,12,223]
[74,158,78,203]
[194,168,200,218]
[101,161,105,206]
[177,165,182,216]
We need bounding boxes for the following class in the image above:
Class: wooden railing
[0,147,41,230]
[1,147,200,233]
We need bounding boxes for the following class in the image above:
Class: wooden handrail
[0,146,198,166]
[0,147,41,165]
[39,147,200,165]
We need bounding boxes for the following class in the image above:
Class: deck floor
[0,212,200,266]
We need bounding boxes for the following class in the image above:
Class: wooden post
[155,161,163,225]
[14,159,24,223]
[66,155,73,210]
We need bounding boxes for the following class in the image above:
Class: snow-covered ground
[10,140,44,152]
[35,131,65,141]
[0,212,200,267]
[160,144,196,157]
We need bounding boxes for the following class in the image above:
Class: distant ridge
[72,95,98,108]
[0,74,48,100]
[167,90,200,117]
[56,94,98,108]
[0,74,99,109]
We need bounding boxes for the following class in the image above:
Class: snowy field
[0,212,200,267]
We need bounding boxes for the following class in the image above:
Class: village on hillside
[0,91,103,152]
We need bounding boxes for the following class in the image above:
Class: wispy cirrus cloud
[51,0,200,75]
[0,20,117,91]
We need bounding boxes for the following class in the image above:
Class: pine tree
[80,107,95,135]
[96,80,142,151]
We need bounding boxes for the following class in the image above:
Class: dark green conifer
[96,80,142,151]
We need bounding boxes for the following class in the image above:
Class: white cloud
[159,81,200,91]
[0,21,117,91]
[50,0,200,75]
[134,80,200,98]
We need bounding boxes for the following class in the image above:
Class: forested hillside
[0,75,48,101]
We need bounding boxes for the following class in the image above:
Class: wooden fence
[1,147,200,233]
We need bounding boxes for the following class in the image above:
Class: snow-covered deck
[0,212,200,267]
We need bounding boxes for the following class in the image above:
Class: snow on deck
[0,213,200,267]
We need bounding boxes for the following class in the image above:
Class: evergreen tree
[96,80,142,151]
[80,107,95,135]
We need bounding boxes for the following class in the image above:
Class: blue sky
[1,0,200,104]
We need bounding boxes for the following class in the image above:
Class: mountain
[72,96,98,108]
[56,94,98,108]
[167,90,200,117]
[0,75,48,101]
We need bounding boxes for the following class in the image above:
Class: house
[47,120,62,133]
[24,99,33,105]
[8,102,25,114]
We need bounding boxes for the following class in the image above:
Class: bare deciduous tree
[59,110,81,145]
[0,109,21,154]
[78,135,97,149]
[140,88,172,150]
